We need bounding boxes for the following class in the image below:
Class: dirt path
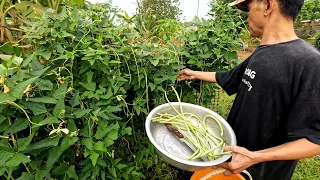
[237,48,255,60]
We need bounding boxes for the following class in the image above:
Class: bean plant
[0,2,242,180]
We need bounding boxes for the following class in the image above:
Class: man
[177,0,320,179]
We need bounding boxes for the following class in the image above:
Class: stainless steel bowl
[145,102,237,172]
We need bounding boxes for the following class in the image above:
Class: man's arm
[218,138,320,176]
[258,138,320,161]
[193,71,217,83]
[177,69,217,83]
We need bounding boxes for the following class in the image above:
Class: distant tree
[296,0,320,22]
[136,0,182,21]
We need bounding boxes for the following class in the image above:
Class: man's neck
[260,16,299,45]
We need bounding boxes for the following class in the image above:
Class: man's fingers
[224,170,233,176]
[224,146,244,153]
[217,162,230,170]
[224,146,235,152]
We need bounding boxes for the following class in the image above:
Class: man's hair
[256,0,305,19]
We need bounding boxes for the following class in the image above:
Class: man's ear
[264,0,276,16]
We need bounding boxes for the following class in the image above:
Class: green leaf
[56,44,65,54]
[22,54,34,67]
[73,109,91,118]
[187,59,197,65]
[53,98,65,117]
[93,141,107,152]
[67,119,77,132]
[35,170,46,180]
[104,138,114,147]
[116,163,127,170]
[83,147,90,157]
[81,138,93,151]
[79,62,90,74]
[0,147,15,166]
[23,101,47,115]
[109,60,121,64]
[86,71,94,83]
[109,166,117,178]
[4,118,29,135]
[79,82,96,91]
[18,134,34,152]
[0,93,16,103]
[0,120,10,133]
[0,43,14,54]
[6,153,31,167]
[16,172,34,180]
[31,59,44,71]
[103,88,113,99]
[92,108,100,116]
[27,97,58,104]
[10,76,39,99]
[0,114,6,124]
[30,66,49,77]
[67,165,78,180]
[199,52,213,59]
[25,136,61,152]
[38,51,51,60]
[70,91,80,107]
[89,152,99,166]
[53,82,68,99]
[0,167,5,176]
[107,129,118,140]
[149,83,156,91]
[52,163,68,176]
[32,116,60,128]
[123,127,132,136]
[105,106,122,113]
[46,137,78,168]
[149,59,159,66]
[36,79,53,91]
[95,121,119,139]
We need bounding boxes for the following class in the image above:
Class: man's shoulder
[284,39,320,65]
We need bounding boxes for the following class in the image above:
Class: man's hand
[177,68,196,81]
[217,138,320,176]
[218,146,261,176]
[177,69,217,83]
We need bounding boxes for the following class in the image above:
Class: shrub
[0,3,241,179]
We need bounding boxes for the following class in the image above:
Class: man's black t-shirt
[216,39,320,180]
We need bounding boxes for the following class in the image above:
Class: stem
[0,0,5,17]
[47,0,53,8]
[144,69,149,112]
[23,163,31,173]
[130,47,140,87]
[55,0,61,11]
[4,101,40,125]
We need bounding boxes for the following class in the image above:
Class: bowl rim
[145,102,237,167]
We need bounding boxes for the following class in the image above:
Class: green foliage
[292,157,320,180]
[208,0,253,46]
[296,0,320,22]
[138,0,182,21]
[132,0,182,38]
[316,34,320,50]
[0,2,241,180]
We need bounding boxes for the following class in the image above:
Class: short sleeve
[286,88,320,145]
[216,58,250,95]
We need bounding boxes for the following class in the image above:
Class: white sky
[87,0,212,22]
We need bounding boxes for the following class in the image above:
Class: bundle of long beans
[151,86,231,161]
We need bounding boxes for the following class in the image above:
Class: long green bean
[151,86,231,161]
